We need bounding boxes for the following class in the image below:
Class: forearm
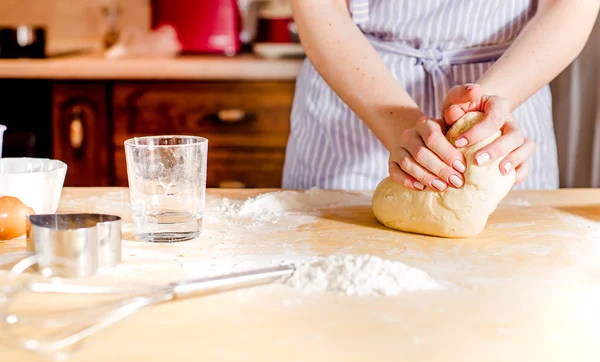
[477,0,600,110]
[291,0,423,151]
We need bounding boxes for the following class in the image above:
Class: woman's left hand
[441,84,535,184]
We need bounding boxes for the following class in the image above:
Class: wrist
[380,106,424,152]
[476,79,514,111]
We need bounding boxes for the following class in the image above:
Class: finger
[388,158,425,190]
[453,96,510,147]
[499,138,537,176]
[473,120,525,166]
[399,146,453,191]
[444,105,467,126]
[444,98,485,127]
[514,160,531,185]
[416,118,467,174]
[407,139,465,189]
[442,84,484,125]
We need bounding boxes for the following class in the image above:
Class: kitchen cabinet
[52,82,111,186]
[51,80,295,188]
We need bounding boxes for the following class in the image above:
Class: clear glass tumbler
[124,135,208,242]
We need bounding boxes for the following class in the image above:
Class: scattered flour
[494,244,555,257]
[547,230,576,237]
[92,255,311,286]
[285,254,442,296]
[60,191,131,215]
[92,253,445,298]
[507,230,577,239]
[219,188,372,218]
[205,188,372,231]
[27,188,600,297]
[502,198,532,207]
[492,222,537,229]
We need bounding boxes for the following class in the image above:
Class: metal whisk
[0,255,295,360]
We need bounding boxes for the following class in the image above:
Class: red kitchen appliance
[252,0,304,59]
[151,0,241,56]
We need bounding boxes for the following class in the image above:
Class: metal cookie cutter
[25,213,122,278]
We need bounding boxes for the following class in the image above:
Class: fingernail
[449,175,463,188]
[453,160,466,173]
[465,84,475,91]
[455,138,468,147]
[414,181,425,190]
[503,162,512,174]
[476,153,491,165]
[432,179,447,191]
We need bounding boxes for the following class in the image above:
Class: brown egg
[0,196,36,240]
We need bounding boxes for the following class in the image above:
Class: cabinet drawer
[114,147,286,188]
[113,81,294,148]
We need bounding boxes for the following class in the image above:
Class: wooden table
[1,187,600,362]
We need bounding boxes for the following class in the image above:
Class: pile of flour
[286,254,442,296]
[218,188,372,218]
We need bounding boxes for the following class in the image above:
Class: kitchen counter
[0,52,304,80]
[1,187,600,361]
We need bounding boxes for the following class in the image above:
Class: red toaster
[151,0,241,56]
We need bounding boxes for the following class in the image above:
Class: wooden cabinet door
[52,82,112,186]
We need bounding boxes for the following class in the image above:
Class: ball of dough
[372,111,515,238]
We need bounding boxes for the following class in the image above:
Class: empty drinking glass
[124,135,208,242]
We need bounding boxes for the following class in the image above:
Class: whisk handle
[171,264,295,299]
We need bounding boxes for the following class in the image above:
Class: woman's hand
[442,84,509,146]
[441,84,535,184]
[388,117,467,191]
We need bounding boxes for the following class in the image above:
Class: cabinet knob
[218,180,247,188]
[215,109,254,123]
[69,107,84,149]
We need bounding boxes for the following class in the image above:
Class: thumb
[442,83,483,125]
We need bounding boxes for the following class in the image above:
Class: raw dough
[372,111,515,238]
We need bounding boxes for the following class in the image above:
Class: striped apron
[282,0,559,190]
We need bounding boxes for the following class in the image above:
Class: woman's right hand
[388,117,467,191]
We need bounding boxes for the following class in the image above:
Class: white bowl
[0,158,67,214]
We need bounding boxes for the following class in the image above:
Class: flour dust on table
[203,187,373,232]
[52,188,445,297]
[86,253,447,297]
[38,187,600,300]
[217,187,372,217]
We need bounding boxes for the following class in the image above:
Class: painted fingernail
[476,153,490,165]
[449,175,463,188]
[455,138,468,147]
[453,160,466,173]
[503,162,512,174]
[432,179,447,191]
[414,181,425,190]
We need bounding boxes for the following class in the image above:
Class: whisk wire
[3,281,171,355]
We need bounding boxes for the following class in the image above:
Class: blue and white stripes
[282,0,559,191]
[349,0,370,25]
